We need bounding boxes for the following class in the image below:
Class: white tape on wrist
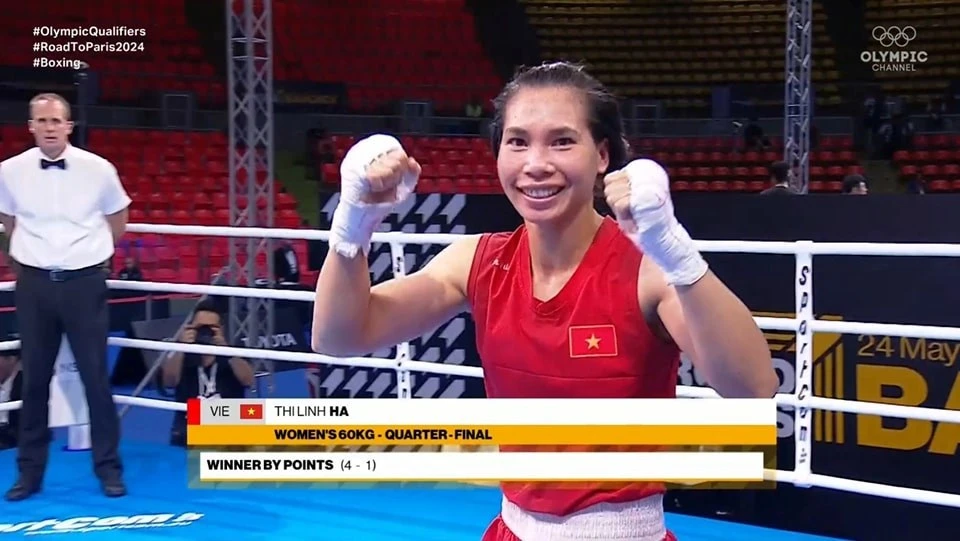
[329,134,417,258]
[625,159,709,287]
[643,219,709,287]
[329,199,395,258]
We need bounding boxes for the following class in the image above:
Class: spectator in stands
[760,161,797,195]
[841,174,869,195]
[162,300,255,447]
[464,96,485,135]
[894,113,915,149]
[907,177,926,194]
[862,91,884,155]
[742,114,769,151]
[925,97,946,131]
[877,113,914,158]
[945,89,958,115]
[466,96,484,118]
[308,127,334,164]
[116,256,143,280]
[274,243,301,285]
[0,338,22,451]
[306,127,335,181]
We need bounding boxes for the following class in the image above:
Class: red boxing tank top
[466,217,682,517]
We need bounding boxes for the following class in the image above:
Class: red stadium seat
[195,210,217,226]
[929,180,951,192]
[154,269,178,283]
[278,210,301,228]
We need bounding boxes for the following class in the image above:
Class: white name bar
[198,451,766,482]
[254,398,776,426]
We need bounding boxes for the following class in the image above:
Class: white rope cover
[1,223,958,508]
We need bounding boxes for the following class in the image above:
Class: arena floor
[0,438,849,540]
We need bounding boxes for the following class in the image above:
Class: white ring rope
[1,223,958,508]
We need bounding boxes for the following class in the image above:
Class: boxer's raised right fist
[330,134,422,258]
[340,134,420,206]
[362,149,422,204]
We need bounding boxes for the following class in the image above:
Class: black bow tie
[40,159,66,170]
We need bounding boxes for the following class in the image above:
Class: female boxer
[312,61,776,541]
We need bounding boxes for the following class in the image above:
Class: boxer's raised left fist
[601,168,635,235]
[603,159,674,237]
[603,159,708,286]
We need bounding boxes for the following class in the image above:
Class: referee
[0,93,130,501]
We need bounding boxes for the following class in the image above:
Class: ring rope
[6,328,958,423]
[1,223,958,508]
[8,223,960,256]
[3,282,957,341]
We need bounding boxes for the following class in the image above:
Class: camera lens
[195,325,215,345]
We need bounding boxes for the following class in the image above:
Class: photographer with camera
[161,300,255,447]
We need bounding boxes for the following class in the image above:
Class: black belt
[18,262,107,282]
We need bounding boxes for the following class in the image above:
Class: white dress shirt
[0,145,131,270]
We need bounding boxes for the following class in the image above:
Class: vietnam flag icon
[240,403,263,420]
[569,325,618,358]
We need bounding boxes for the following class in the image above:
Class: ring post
[794,241,813,487]
[67,424,92,451]
[390,242,412,399]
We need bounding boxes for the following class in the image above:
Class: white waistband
[500,494,666,541]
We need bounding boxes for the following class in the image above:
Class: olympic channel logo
[862,26,927,72]
[872,26,916,48]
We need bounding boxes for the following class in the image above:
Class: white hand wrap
[329,134,418,258]
[624,159,709,287]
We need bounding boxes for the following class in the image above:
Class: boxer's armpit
[637,255,676,346]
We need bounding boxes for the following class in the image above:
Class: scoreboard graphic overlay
[186,398,778,490]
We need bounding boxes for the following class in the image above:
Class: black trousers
[14,264,122,482]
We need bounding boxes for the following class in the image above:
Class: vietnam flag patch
[240,403,263,420]
[568,325,618,358]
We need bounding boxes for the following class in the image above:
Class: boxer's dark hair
[489,61,631,176]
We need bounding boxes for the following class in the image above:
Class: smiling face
[496,86,609,227]
[28,96,73,158]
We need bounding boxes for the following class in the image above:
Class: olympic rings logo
[872,26,917,48]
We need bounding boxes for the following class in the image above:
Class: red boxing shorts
[481,515,678,540]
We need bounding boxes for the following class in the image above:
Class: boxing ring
[1,223,959,540]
